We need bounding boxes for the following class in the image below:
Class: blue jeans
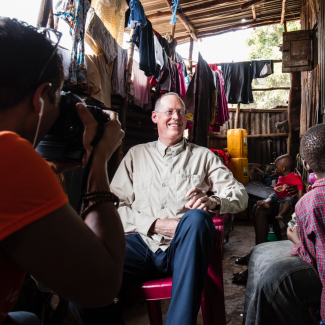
[244,241,322,325]
[270,193,298,206]
[7,312,40,325]
[69,209,215,325]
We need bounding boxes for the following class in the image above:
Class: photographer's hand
[76,103,125,166]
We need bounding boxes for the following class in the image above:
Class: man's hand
[149,218,180,238]
[76,103,125,166]
[287,226,301,245]
[185,187,217,211]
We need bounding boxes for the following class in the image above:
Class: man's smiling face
[152,95,187,146]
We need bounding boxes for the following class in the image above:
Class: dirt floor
[121,223,256,325]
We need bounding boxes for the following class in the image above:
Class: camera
[36,91,109,162]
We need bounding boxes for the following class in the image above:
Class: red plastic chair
[118,213,229,325]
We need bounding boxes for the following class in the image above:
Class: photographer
[0,17,125,325]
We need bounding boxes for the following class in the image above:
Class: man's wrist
[211,197,221,211]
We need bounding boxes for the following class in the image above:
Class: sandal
[232,269,248,284]
[235,254,249,265]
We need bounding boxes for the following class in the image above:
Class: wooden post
[284,21,287,32]
[171,23,176,40]
[116,30,135,168]
[37,0,52,27]
[189,38,194,73]
[252,5,256,20]
[281,0,286,25]
[287,72,301,166]
[235,103,240,129]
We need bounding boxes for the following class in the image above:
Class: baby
[257,155,303,219]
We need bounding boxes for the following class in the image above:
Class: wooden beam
[163,0,198,42]
[252,4,256,20]
[228,108,288,113]
[281,0,286,25]
[147,11,171,20]
[235,103,240,128]
[252,87,290,91]
[171,22,176,39]
[240,0,264,11]
[211,133,289,139]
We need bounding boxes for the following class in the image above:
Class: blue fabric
[7,312,40,325]
[170,0,179,25]
[270,193,298,206]
[130,18,156,77]
[128,0,147,29]
[69,209,215,325]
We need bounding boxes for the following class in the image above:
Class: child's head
[302,124,325,177]
[274,155,294,176]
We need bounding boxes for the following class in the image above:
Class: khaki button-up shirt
[111,139,248,252]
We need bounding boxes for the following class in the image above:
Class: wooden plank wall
[301,64,321,136]
[209,110,288,164]
[300,0,324,121]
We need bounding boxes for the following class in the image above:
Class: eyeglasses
[18,21,63,86]
[159,109,188,116]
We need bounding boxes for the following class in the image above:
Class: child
[257,155,303,220]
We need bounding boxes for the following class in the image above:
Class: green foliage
[242,21,301,109]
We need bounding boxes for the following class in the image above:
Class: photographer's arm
[0,107,126,308]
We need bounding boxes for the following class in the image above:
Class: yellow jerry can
[229,158,249,186]
[227,129,248,158]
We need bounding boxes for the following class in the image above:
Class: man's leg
[254,202,273,245]
[69,234,159,325]
[163,210,215,325]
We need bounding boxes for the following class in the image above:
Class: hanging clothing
[55,0,90,86]
[168,58,179,94]
[152,29,170,58]
[221,62,253,105]
[111,43,127,97]
[251,60,274,79]
[184,53,215,147]
[174,52,187,77]
[91,0,128,46]
[85,8,117,64]
[131,18,156,77]
[127,0,146,29]
[84,54,113,108]
[132,60,151,108]
[210,69,229,132]
[153,34,164,71]
[177,62,186,100]
[195,63,218,72]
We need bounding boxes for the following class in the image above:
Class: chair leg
[147,300,163,325]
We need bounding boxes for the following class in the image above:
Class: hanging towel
[111,43,127,97]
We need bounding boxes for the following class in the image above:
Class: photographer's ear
[32,82,52,115]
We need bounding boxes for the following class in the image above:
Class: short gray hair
[154,92,186,112]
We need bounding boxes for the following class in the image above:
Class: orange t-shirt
[0,131,68,324]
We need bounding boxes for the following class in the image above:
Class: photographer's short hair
[154,92,185,112]
[302,123,325,173]
[0,18,64,110]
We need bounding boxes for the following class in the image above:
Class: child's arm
[297,190,303,201]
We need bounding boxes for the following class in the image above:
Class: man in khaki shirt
[76,93,248,325]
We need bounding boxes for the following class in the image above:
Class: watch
[212,197,221,211]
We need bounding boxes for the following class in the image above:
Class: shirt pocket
[133,172,153,209]
[175,174,204,212]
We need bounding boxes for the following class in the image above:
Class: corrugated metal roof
[140,0,302,44]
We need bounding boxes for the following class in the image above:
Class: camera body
[36,91,108,162]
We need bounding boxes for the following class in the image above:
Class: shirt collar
[156,138,185,157]
[312,178,325,188]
